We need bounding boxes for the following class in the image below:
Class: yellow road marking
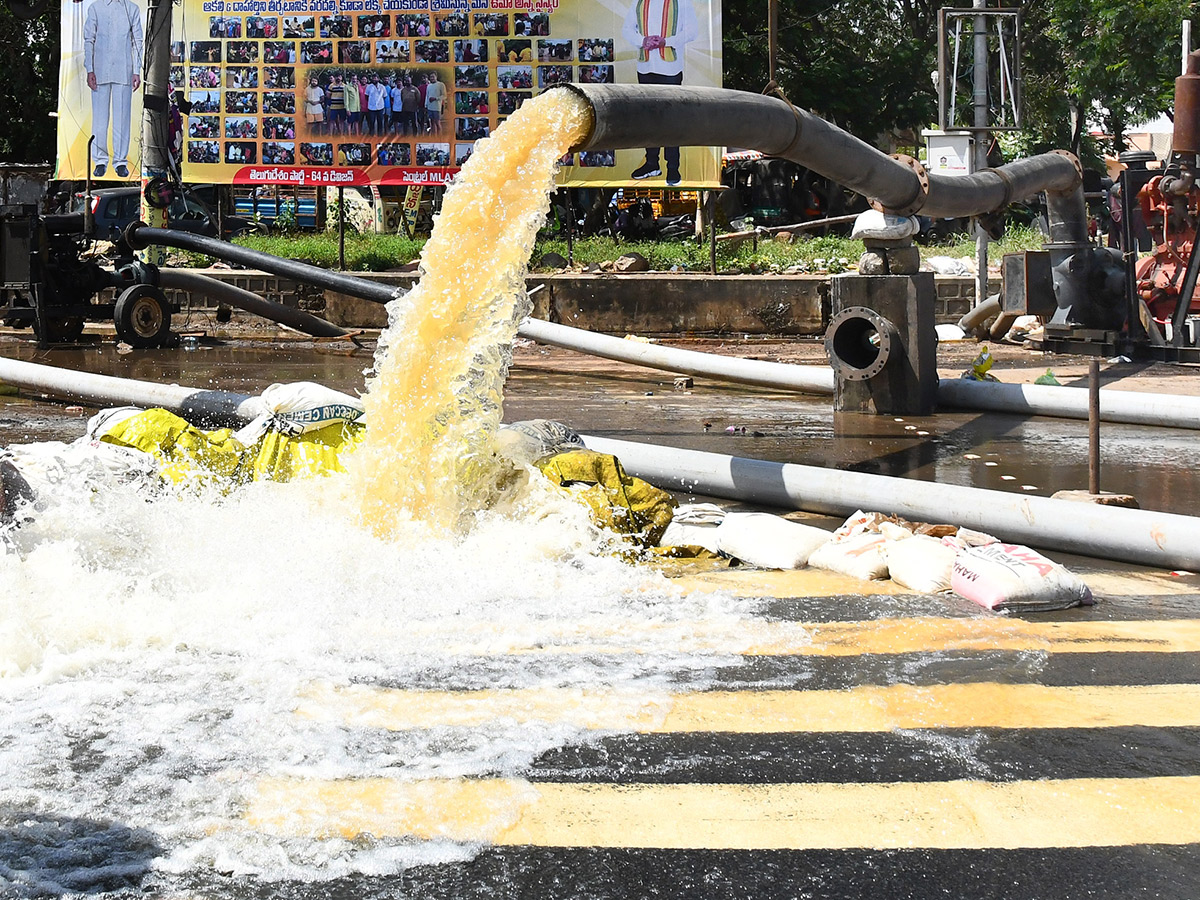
[300,682,1200,733]
[247,775,1200,849]
[391,617,1200,656]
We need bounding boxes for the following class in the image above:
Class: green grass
[178,224,1045,274]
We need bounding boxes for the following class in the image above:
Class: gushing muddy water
[0,91,766,894]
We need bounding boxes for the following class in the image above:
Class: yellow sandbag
[98,409,363,486]
[99,409,249,484]
[249,422,364,482]
[535,449,675,547]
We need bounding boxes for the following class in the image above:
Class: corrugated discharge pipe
[556,84,1082,219]
[1,356,1197,568]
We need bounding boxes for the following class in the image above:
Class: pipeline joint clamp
[869,154,929,216]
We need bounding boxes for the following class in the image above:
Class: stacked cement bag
[660,503,1093,613]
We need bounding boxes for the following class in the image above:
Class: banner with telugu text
[56,0,722,188]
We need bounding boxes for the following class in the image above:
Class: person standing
[620,0,698,185]
[304,75,325,133]
[365,73,388,135]
[423,72,445,133]
[83,0,144,178]
[343,72,361,135]
[399,76,420,136]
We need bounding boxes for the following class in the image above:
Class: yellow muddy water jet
[349,90,591,534]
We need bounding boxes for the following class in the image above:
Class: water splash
[349,89,592,535]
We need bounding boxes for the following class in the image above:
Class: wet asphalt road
[3,335,1200,899]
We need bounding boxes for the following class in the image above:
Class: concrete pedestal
[828,273,937,415]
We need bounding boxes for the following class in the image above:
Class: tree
[723,1,940,145]
[1035,0,1189,155]
[0,1,59,163]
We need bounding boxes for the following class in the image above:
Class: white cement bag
[851,210,920,241]
[714,512,831,569]
[672,503,727,525]
[496,419,586,465]
[659,520,721,554]
[85,406,146,441]
[885,535,958,593]
[255,382,366,434]
[951,543,1094,612]
[807,531,890,581]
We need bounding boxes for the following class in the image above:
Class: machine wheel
[114,285,172,348]
[34,315,85,343]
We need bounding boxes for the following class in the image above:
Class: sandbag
[659,520,721,554]
[851,210,919,241]
[254,382,366,435]
[885,534,957,593]
[535,450,675,547]
[951,543,1094,612]
[807,531,890,581]
[497,419,585,465]
[714,512,831,569]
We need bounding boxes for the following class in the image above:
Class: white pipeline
[583,435,1200,571]
[0,357,262,425]
[523,318,1200,430]
[519,318,837,393]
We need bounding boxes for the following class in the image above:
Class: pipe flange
[825,306,899,381]
[869,154,929,216]
[1048,149,1084,190]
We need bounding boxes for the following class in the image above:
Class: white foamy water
[0,91,759,894]
[0,468,753,892]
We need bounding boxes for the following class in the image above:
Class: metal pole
[337,185,346,270]
[768,0,778,84]
[1088,359,1101,494]
[973,0,990,310]
[137,0,173,266]
[708,190,717,275]
[565,190,575,266]
[1185,20,1192,75]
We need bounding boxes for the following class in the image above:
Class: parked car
[72,187,265,241]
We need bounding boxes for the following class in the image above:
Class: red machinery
[1134,50,1200,339]
[1135,170,1200,324]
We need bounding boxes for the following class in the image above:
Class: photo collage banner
[57,0,722,188]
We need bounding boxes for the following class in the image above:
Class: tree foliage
[724,0,1192,160]
[723,1,939,143]
[0,2,59,163]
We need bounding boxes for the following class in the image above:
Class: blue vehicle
[233,193,319,230]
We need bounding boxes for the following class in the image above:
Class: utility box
[826,274,938,416]
[924,130,974,177]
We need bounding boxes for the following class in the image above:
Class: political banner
[57,0,722,188]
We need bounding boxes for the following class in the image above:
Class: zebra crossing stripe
[298,682,1200,732]
[246,775,1200,849]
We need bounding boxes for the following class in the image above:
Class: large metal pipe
[936,378,1200,429]
[1,356,1197,567]
[583,435,1200,570]
[157,269,348,338]
[556,84,1083,220]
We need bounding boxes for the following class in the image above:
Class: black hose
[157,269,349,338]
[126,225,398,305]
[557,84,1083,220]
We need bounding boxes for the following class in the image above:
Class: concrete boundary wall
[157,269,999,334]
